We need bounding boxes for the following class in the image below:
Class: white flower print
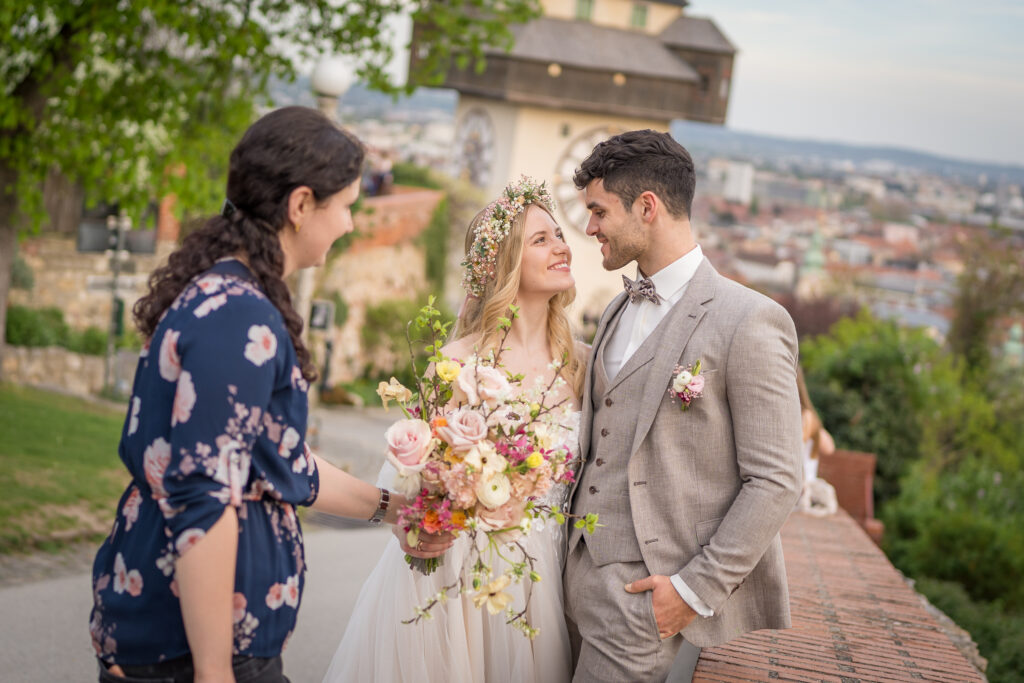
[291,451,307,474]
[244,324,277,366]
[143,437,171,498]
[175,528,206,555]
[113,553,143,597]
[279,427,300,458]
[123,487,141,531]
[128,397,141,436]
[158,329,182,382]
[291,366,308,393]
[194,293,228,318]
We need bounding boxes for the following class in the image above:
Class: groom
[564,130,803,682]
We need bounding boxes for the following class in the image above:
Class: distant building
[723,161,754,205]
[410,0,736,313]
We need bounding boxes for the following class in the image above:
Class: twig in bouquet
[400,575,465,625]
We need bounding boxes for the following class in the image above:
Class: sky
[684,0,1024,166]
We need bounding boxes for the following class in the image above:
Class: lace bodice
[539,410,582,511]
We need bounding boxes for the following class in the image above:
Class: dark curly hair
[134,106,364,381]
[572,129,696,218]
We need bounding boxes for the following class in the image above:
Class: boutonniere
[669,360,706,411]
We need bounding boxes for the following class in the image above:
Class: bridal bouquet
[375,297,599,637]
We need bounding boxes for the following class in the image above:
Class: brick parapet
[693,510,985,682]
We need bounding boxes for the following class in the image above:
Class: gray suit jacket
[571,258,803,647]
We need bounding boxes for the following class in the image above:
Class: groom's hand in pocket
[393,525,455,559]
[625,575,697,639]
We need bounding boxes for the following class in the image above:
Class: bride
[323,178,587,683]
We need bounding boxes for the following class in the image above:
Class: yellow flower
[451,510,468,529]
[376,377,412,410]
[525,451,543,469]
[436,360,461,383]
[472,574,514,615]
[443,446,463,465]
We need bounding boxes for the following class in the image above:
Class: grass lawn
[0,383,129,553]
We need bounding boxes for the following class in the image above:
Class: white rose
[475,472,512,508]
[672,370,693,393]
[392,470,423,498]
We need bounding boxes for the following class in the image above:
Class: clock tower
[413,0,736,315]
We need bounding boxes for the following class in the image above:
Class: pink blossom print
[158,329,182,382]
[171,371,196,427]
[278,427,300,458]
[194,293,228,318]
[175,528,206,555]
[233,593,248,623]
[266,582,285,610]
[195,274,225,294]
[244,325,277,366]
[143,437,171,498]
[283,575,300,608]
[113,553,143,597]
[123,487,141,531]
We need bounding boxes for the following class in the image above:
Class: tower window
[630,3,648,29]
[576,0,594,20]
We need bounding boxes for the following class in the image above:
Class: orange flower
[450,510,468,529]
[423,509,443,533]
[431,416,448,429]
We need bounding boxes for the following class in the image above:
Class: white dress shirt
[603,244,714,618]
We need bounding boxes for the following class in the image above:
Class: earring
[294,222,301,233]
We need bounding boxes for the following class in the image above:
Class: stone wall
[1,346,138,398]
[7,187,445,392]
[10,237,173,331]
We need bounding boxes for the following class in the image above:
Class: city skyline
[687,0,1024,167]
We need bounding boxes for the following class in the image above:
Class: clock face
[454,108,495,188]
[552,124,626,232]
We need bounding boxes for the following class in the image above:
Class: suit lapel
[630,259,717,456]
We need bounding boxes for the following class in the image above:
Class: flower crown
[461,176,556,296]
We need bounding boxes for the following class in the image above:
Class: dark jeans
[98,654,289,683]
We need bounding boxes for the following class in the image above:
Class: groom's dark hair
[573,129,696,219]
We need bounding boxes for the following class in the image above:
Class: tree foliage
[0,0,540,371]
[948,226,1024,374]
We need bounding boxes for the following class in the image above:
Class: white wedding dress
[322,413,581,683]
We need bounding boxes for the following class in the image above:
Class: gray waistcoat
[569,307,664,566]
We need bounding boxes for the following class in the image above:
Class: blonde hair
[453,202,585,398]
[797,366,824,460]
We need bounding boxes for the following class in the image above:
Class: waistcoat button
[588,486,598,494]
[605,397,613,407]
[600,427,609,437]
[595,458,605,466]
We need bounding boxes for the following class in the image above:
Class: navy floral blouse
[90,259,320,666]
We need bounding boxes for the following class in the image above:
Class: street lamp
[299,56,353,401]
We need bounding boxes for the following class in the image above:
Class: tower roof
[495,17,700,82]
[660,15,737,54]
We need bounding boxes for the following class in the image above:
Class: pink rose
[477,501,527,544]
[385,419,433,473]
[687,374,705,394]
[436,407,488,452]
[453,361,511,408]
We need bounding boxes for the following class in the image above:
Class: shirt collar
[640,245,704,301]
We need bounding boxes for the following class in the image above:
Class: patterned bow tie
[622,274,660,305]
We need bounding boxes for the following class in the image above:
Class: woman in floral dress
[89,107,435,683]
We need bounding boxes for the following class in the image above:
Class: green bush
[5,305,136,356]
[392,161,442,189]
[5,305,69,347]
[360,297,454,390]
[11,255,34,290]
[419,197,450,294]
[914,577,1024,683]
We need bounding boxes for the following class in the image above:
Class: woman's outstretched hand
[393,525,455,559]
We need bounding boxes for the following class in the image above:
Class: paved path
[0,406,397,683]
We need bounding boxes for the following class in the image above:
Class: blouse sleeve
[152,294,285,557]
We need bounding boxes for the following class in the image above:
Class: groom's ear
[636,191,659,224]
